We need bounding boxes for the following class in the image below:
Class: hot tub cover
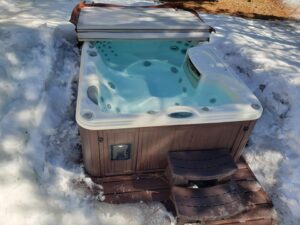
[70,3,214,41]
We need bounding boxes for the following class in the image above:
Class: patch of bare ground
[159,0,300,20]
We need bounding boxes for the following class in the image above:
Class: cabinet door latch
[243,127,249,132]
[98,137,104,142]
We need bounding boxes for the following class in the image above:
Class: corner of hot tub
[249,100,263,120]
[76,41,101,130]
[75,84,101,130]
[229,96,263,122]
[187,43,264,122]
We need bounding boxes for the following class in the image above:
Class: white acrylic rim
[76,42,263,130]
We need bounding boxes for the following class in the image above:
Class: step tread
[168,149,237,182]
[171,181,248,222]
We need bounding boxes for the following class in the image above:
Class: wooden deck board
[104,189,170,204]
[205,205,274,225]
[101,177,168,195]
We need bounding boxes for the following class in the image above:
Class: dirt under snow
[160,0,300,20]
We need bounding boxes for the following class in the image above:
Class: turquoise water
[89,40,233,114]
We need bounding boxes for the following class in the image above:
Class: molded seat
[166,149,237,185]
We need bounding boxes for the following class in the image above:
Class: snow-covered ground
[284,0,300,6]
[0,0,299,225]
[284,0,300,17]
[203,14,300,225]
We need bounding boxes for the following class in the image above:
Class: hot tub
[72,4,262,177]
[77,40,262,129]
[76,40,262,177]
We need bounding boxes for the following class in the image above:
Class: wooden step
[171,181,248,224]
[166,149,238,185]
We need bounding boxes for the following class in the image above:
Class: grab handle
[168,111,193,118]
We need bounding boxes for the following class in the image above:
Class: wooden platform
[93,158,276,225]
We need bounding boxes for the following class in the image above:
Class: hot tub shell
[77,43,262,177]
[73,4,262,178]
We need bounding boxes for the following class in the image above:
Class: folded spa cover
[70,3,214,41]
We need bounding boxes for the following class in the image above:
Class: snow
[0,0,299,225]
[284,0,300,6]
[283,0,300,18]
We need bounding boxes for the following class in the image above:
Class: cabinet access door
[102,128,139,176]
